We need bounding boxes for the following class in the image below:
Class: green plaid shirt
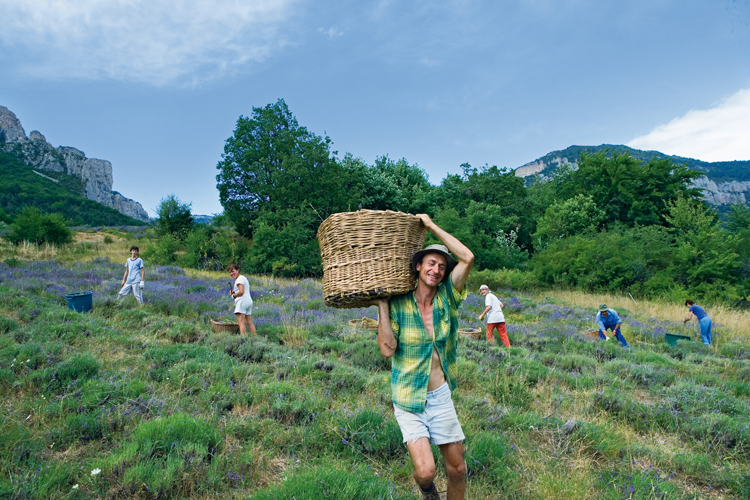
[388,276,466,413]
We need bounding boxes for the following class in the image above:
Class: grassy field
[1,235,750,499]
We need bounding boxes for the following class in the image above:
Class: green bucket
[665,333,691,346]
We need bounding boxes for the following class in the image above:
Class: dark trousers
[599,325,628,347]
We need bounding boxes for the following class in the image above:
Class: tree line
[156,99,750,304]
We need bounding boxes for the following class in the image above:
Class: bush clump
[97,412,223,499]
[8,206,73,245]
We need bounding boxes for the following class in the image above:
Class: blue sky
[1,0,749,217]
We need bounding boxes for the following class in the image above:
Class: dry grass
[545,289,750,343]
[0,232,150,263]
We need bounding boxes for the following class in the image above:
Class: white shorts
[234,296,253,315]
[393,382,465,445]
[118,283,143,304]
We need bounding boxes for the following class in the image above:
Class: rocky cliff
[0,106,150,222]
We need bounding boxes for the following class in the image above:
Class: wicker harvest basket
[318,210,426,308]
[210,318,239,334]
[348,317,380,331]
[459,328,483,340]
[582,330,600,339]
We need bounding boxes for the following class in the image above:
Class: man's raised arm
[415,214,474,292]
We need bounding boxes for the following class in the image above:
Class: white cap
[479,284,489,291]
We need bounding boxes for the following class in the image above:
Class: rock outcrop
[0,106,150,222]
[515,156,574,178]
[514,153,750,207]
[692,176,750,205]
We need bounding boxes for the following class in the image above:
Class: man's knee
[412,463,436,484]
[445,459,467,479]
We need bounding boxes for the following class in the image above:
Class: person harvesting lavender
[227,264,257,337]
[478,284,510,347]
[596,304,628,347]
[118,246,145,305]
[684,299,712,345]
[372,214,474,500]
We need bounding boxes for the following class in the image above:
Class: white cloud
[0,0,298,86]
[628,88,750,162]
[318,27,343,39]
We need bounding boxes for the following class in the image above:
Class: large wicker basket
[318,210,426,308]
[210,318,239,334]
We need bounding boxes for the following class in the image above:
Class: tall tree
[216,99,347,238]
[559,151,703,227]
[155,194,194,241]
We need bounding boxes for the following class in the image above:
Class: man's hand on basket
[415,213,436,231]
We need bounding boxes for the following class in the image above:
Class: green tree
[338,153,434,214]
[216,99,348,238]
[432,163,533,260]
[664,196,741,298]
[434,202,527,271]
[249,210,322,277]
[533,194,606,249]
[724,203,750,233]
[155,194,194,241]
[558,151,703,227]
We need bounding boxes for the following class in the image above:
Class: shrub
[465,431,518,489]
[249,465,413,500]
[44,354,100,392]
[0,316,18,334]
[466,267,539,293]
[604,359,675,388]
[177,225,220,270]
[261,382,325,424]
[343,340,390,371]
[142,234,179,265]
[328,365,367,394]
[97,412,223,498]
[335,409,404,460]
[8,206,73,245]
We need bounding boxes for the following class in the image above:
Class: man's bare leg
[406,437,438,491]
[439,441,466,500]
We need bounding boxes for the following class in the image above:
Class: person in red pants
[478,285,510,347]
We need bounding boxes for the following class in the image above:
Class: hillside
[0,151,148,226]
[516,144,750,181]
[1,257,749,499]
[515,145,750,206]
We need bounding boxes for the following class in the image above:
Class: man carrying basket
[372,214,474,500]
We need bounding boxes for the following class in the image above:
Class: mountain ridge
[514,144,750,206]
[0,105,150,222]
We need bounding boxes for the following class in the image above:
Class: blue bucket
[65,291,93,313]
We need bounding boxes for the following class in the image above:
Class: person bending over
[684,299,712,345]
[478,284,510,347]
[596,304,628,347]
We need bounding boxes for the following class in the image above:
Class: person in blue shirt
[596,304,628,347]
[684,300,712,345]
